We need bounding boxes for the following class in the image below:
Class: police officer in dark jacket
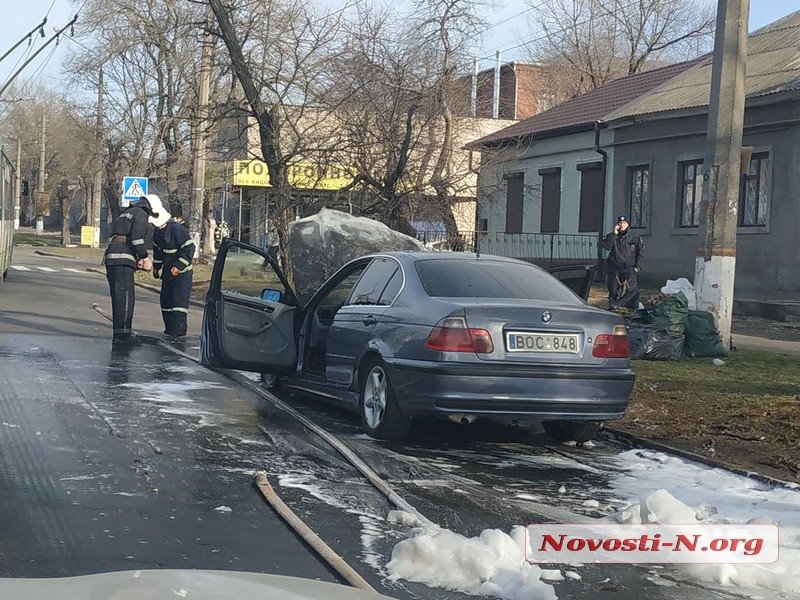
[152,206,195,340]
[602,215,644,309]
[103,195,163,343]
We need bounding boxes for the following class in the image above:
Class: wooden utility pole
[189,14,213,258]
[37,112,46,235]
[694,0,750,350]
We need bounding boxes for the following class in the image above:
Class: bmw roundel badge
[541,311,552,323]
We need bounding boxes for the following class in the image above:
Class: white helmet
[141,194,171,227]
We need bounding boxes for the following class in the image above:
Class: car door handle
[362,315,377,326]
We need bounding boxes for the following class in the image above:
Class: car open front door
[201,239,298,373]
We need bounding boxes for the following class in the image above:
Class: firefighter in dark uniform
[602,215,644,309]
[152,205,195,340]
[102,195,163,343]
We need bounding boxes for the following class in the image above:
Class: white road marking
[63,268,84,273]
[36,266,58,272]
[10,265,31,271]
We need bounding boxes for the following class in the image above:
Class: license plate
[506,332,580,353]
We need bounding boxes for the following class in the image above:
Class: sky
[0,0,798,98]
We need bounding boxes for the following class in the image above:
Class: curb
[603,426,798,489]
[87,267,205,308]
[34,249,77,259]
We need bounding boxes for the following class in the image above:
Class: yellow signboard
[80,226,96,246]
[289,163,356,190]
[233,159,270,187]
[232,160,356,191]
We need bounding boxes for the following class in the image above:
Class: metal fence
[415,230,602,269]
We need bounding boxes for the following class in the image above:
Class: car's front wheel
[259,373,280,390]
[359,359,411,441]
[542,420,602,443]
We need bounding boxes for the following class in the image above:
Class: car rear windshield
[415,259,582,303]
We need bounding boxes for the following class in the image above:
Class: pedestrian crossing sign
[122,176,148,206]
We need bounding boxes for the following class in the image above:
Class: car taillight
[592,324,630,358]
[425,316,494,353]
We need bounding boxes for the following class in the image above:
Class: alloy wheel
[363,366,387,429]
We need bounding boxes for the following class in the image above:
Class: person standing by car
[103,195,162,344]
[602,215,644,309]
[152,203,195,341]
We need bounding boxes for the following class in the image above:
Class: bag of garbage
[627,324,673,361]
[685,310,727,358]
[646,292,689,360]
[661,278,697,310]
[609,285,641,311]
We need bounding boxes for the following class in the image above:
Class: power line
[0,14,79,99]
[481,4,539,34]
[473,0,671,63]
[7,43,59,101]
[3,31,40,80]
[44,0,58,18]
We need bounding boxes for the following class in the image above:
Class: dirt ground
[612,349,800,483]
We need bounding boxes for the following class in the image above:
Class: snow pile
[611,489,800,595]
[387,510,422,527]
[387,525,557,600]
[609,450,800,528]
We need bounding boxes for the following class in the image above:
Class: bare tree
[1,88,98,241]
[330,0,492,237]
[66,0,209,211]
[527,0,714,95]
[209,0,352,276]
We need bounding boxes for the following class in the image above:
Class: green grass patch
[620,349,800,479]
[632,350,800,397]
[13,232,64,247]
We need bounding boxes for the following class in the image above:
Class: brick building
[456,62,562,121]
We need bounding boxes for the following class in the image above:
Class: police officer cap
[617,215,628,223]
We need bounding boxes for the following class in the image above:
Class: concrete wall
[609,100,800,293]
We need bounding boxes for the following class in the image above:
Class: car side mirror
[261,288,283,303]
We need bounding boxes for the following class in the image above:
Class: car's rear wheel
[359,358,411,441]
[542,420,602,443]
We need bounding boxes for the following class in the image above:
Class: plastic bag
[661,278,697,310]
[646,292,689,360]
[609,285,641,310]
[627,325,673,361]
[685,310,727,358]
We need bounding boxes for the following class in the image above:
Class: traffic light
[21,180,29,196]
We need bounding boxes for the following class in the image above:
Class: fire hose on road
[91,302,431,594]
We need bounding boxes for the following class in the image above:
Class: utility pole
[694,0,750,350]
[14,135,21,230]
[91,67,104,249]
[189,13,213,258]
[37,112,46,236]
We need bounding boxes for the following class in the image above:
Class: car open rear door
[201,239,299,373]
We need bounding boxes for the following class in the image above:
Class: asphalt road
[0,245,790,600]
